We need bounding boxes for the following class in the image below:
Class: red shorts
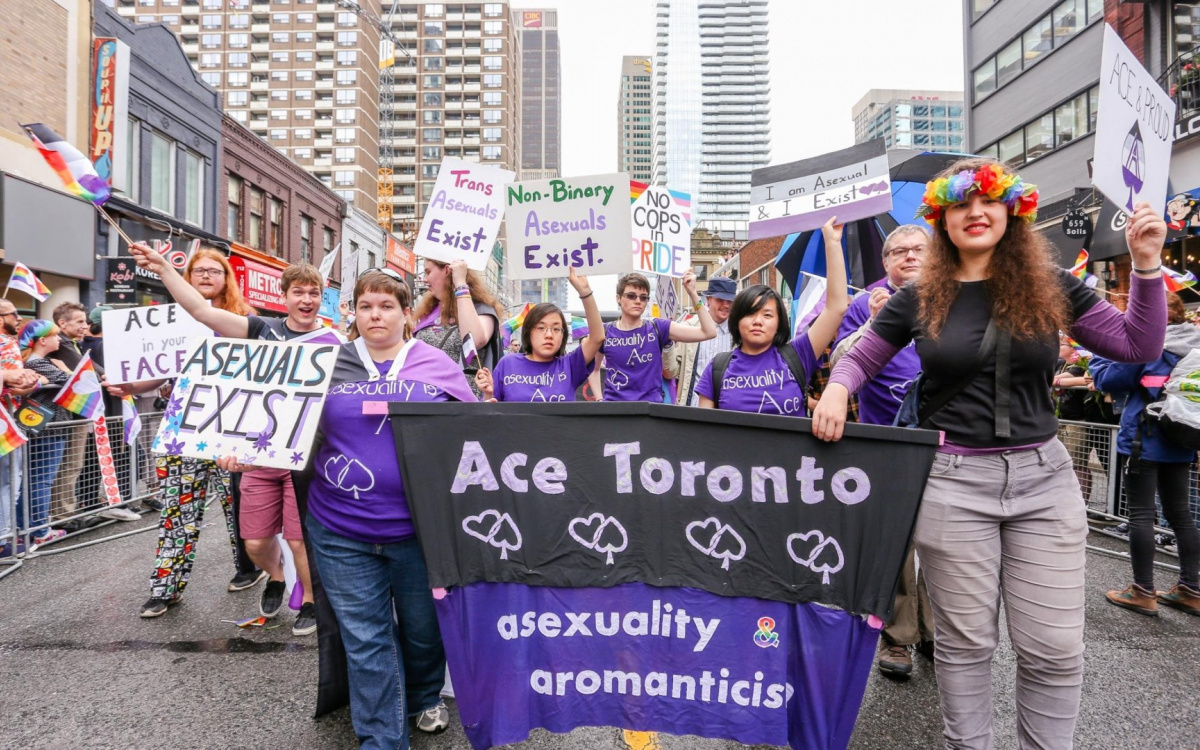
[238,467,301,540]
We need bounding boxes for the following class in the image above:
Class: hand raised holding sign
[1124,201,1168,272]
[449,259,470,287]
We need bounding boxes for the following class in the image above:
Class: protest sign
[630,181,691,277]
[415,157,514,271]
[505,174,632,280]
[339,248,358,308]
[1093,24,1175,213]
[93,412,122,506]
[749,139,892,240]
[655,275,679,321]
[152,337,338,470]
[387,402,935,748]
[102,303,213,384]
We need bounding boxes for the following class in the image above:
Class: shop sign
[229,255,286,313]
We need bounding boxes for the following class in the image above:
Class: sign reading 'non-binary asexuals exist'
[504,174,632,280]
[152,338,338,470]
[102,303,213,384]
[415,157,514,271]
[388,402,936,750]
[630,181,692,277]
[749,139,892,240]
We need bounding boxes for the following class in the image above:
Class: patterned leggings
[149,456,238,601]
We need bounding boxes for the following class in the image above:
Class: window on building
[335,147,354,163]
[269,129,287,141]
[296,31,314,42]
[482,127,500,143]
[483,109,501,124]
[483,74,501,88]
[422,128,442,143]
[323,227,334,264]
[271,110,290,121]
[295,128,313,139]
[228,33,249,48]
[421,164,440,179]
[1054,91,1088,147]
[201,14,221,27]
[336,50,357,65]
[271,90,289,101]
[200,53,221,68]
[229,13,249,28]
[423,74,442,89]
[483,55,501,70]
[272,31,289,43]
[335,108,356,123]
[422,110,442,124]
[126,118,140,201]
[201,72,221,87]
[272,51,290,62]
[150,132,175,214]
[483,91,501,106]
[295,69,314,80]
[973,59,996,101]
[336,89,357,104]
[425,4,444,16]
[996,38,1021,88]
[484,3,502,16]
[971,0,997,20]
[1052,0,1084,46]
[336,70,358,85]
[483,20,501,34]
[333,170,353,186]
[248,187,265,249]
[294,147,312,160]
[183,150,204,226]
[227,175,243,241]
[299,215,313,263]
[421,146,441,160]
[337,11,356,26]
[424,57,443,70]
[228,52,249,67]
[1023,17,1052,66]
[335,128,355,143]
[423,38,443,54]
[337,30,357,46]
[201,33,221,48]
[267,197,282,255]
[998,130,1024,164]
[228,71,249,87]
[482,145,500,160]
[484,38,502,52]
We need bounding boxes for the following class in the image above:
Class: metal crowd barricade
[3,411,167,561]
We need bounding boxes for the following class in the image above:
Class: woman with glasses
[474,268,603,402]
[696,218,849,416]
[602,269,716,402]
[413,258,505,399]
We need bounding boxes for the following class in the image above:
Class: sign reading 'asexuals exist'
[504,173,632,280]
[152,337,338,470]
[387,402,937,749]
[415,157,514,271]
[749,138,892,240]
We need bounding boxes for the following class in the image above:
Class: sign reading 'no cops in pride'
[504,173,632,280]
[415,157,514,271]
[630,181,692,278]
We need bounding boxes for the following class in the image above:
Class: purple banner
[436,582,880,750]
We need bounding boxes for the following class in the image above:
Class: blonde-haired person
[413,258,504,398]
[812,159,1167,749]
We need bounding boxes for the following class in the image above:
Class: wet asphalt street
[1,511,1197,750]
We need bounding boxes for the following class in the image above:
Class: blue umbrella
[774,150,973,294]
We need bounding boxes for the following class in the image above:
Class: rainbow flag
[1069,250,1098,288]
[21,123,112,205]
[6,262,51,301]
[629,180,692,224]
[502,303,533,338]
[1163,267,1198,293]
[122,395,142,446]
[52,353,104,420]
[0,406,28,457]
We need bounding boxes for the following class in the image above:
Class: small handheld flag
[1069,250,1099,289]
[53,353,105,421]
[122,395,142,446]
[0,406,28,457]
[21,123,112,205]
[318,243,341,286]
[1163,267,1198,293]
[566,315,589,340]
[461,333,479,369]
[5,262,52,302]
[500,302,533,348]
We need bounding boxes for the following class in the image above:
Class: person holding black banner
[413,258,504,399]
[696,217,847,416]
[474,267,603,402]
[812,158,1168,750]
[602,269,716,402]
[290,269,476,747]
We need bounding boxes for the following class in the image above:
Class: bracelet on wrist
[1132,264,1162,275]
[579,291,593,300]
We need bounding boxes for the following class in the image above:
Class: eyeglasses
[0,311,20,319]
[191,268,226,278]
[884,245,927,260]
[533,325,564,336]
[621,292,650,303]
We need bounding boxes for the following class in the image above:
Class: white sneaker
[414,701,449,734]
[99,507,141,522]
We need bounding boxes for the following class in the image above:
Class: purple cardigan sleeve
[1070,274,1167,364]
[827,329,902,395]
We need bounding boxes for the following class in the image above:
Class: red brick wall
[1107,0,1145,65]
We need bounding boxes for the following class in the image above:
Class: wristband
[579,291,593,300]
[1132,264,1162,275]
[692,300,703,313]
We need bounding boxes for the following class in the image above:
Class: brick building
[221,113,345,314]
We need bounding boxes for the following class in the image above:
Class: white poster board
[340,248,358,309]
[151,337,339,470]
[101,304,214,384]
[1092,24,1176,213]
[414,158,514,270]
[631,182,692,277]
[504,173,633,280]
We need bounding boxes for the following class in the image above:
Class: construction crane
[333,0,409,233]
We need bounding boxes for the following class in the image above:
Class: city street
[0,511,1197,749]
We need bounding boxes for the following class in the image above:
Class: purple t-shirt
[492,348,594,402]
[834,286,919,426]
[695,334,820,417]
[601,318,672,402]
[307,351,465,544]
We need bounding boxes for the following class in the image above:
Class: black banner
[390,403,939,620]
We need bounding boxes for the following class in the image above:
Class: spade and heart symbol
[461,509,630,564]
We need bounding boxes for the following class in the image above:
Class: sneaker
[915,638,935,660]
[1105,584,1158,617]
[141,497,164,512]
[30,529,67,547]
[414,701,450,734]
[1158,584,1200,616]
[877,643,913,678]
[228,569,268,592]
[139,597,177,618]
[260,580,287,618]
[99,506,141,522]
[292,602,318,636]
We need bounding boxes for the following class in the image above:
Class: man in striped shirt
[672,276,736,407]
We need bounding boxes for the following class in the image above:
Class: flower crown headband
[916,163,1039,226]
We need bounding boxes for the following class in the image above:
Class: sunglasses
[621,292,650,303]
[363,267,407,284]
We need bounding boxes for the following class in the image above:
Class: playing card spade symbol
[685,517,746,570]
[324,454,375,499]
[787,530,844,585]
[607,369,630,390]
[462,509,522,560]
[1121,120,1145,211]
[568,512,628,565]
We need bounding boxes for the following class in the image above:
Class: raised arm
[449,260,497,349]
[128,242,250,338]
[569,267,605,364]
[803,217,851,358]
[669,270,717,343]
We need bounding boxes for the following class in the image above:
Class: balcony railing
[1159,50,1200,124]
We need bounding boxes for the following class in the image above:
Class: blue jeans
[0,447,22,539]
[19,433,65,536]
[305,513,445,750]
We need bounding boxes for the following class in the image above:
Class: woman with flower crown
[811,158,1167,749]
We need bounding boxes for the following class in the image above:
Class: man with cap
[671,275,736,407]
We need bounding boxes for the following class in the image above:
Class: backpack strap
[777,343,809,395]
[711,351,733,409]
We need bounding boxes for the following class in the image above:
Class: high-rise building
[115,0,381,217]
[618,55,652,184]
[851,89,966,152]
[385,2,522,239]
[651,0,770,237]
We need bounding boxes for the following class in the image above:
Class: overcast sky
[531,0,966,310]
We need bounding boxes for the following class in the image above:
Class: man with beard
[0,299,41,553]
